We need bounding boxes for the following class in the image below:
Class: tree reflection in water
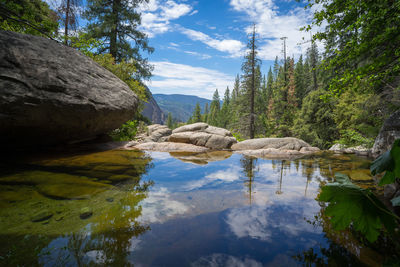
[240,156,258,205]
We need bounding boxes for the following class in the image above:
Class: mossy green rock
[31,210,53,222]
[80,207,93,219]
[345,169,373,181]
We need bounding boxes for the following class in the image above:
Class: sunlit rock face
[169,123,237,149]
[232,137,320,159]
[372,109,400,157]
[0,31,138,148]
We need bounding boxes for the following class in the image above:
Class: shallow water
[0,149,382,266]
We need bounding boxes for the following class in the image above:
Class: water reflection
[0,149,154,266]
[0,150,380,266]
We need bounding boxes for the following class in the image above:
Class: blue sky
[138,0,320,99]
[47,0,321,99]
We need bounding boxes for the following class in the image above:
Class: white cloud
[230,0,322,60]
[180,27,245,58]
[139,0,193,37]
[183,50,212,60]
[146,61,234,98]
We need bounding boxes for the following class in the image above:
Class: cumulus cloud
[146,61,234,98]
[139,0,194,37]
[180,27,245,58]
[229,0,322,60]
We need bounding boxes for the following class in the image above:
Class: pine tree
[57,0,80,44]
[203,103,209,122]
[208,89,220,126]
[166,112,173,129]
[240,24,261,139]
[219,87,231,128]
[192,103,202,123]
[84,0,154,79]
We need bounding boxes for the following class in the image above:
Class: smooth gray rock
[0,31,138,148]
[235,148,304,159]
[329,143,371,156]
[231,137,311,151]
[145,124,172,142]
[372,110,400,156]
[172,123,209,134]
[169,123,237,149]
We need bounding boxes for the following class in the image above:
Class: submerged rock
[31,210,53,222]
[0,31,138,148]
[372,110,400,157]
[80,207,93,219]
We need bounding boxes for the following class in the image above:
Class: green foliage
[109,120,138,141]
[371,139,400,187]
[90,54,147,102]
[318,173,398,243]
[69,32,104,57]
[83,0,154,80]
[292,89,338,149]
[333,88,383,143]
[166,112,173,129]
[0,0,59,37]
[231,131,244,142]
[335,129,375,148]
[306,0,400,95]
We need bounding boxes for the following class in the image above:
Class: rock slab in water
[169,123,237,149]
[372,110,400,157]
[329,143,371,156]
[0,31,138,148]
[31,210,53,222]
[80,207,93,219]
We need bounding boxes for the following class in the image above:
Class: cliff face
[142,88,165,124]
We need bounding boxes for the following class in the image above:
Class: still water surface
[0,149,380,266]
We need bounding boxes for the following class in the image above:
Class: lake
[0,148,382,266]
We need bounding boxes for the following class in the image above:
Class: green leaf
[391,196,400,207]
[378,171,396,186]
[370,150,393,175]
[318,173,398,243]
[391,140,400,177]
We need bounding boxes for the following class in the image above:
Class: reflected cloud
[226,203,318,242]
[139,187,190,223]
[191,253,262,267]
[183,166,241,191]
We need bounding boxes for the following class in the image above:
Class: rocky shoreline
[125,122,321,159]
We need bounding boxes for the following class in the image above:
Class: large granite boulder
[329,143,371,156]
[372,110,400,156]
[136,124,172,143]
[169,123,237,149]
[231,137,320,159]
[232,137,312,151]
[0,31,138,148]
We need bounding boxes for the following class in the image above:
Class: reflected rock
[169,151,233,165]
[130,142,209,153]
[31,210,53,222]
[235,148,304,160]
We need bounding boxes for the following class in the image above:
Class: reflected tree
[240,156,258,204]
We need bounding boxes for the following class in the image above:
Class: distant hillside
[153,94,213,122]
